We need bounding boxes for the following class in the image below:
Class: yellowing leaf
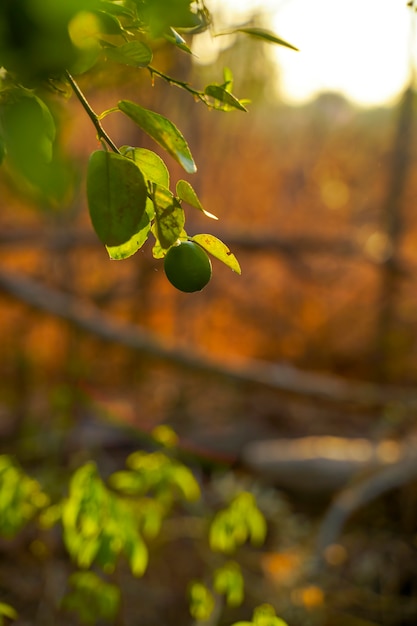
[192,234,241,274]
[176,180,218,219]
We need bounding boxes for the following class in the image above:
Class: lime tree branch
[148,66,206,103]
[65,71,120,154]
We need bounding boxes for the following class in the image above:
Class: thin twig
[65,70,121,154]
[315,447,417,568]
[148,66,207,103]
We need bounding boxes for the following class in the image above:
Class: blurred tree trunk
[374,82,415,382]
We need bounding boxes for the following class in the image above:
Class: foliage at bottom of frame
[0,430,290,626]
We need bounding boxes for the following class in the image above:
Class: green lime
[164,240,212,292]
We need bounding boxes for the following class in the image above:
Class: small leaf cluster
[0,602,18,626]
[60,461,149,575]
[109,448,201,508]
[0,454,49,537]
[39,450,201,578]
[188,492,267,622]
[188,561,246,621]
[87,138,241,275]
[232,604,289,626]
[62,572,120,626]
[210,491,267,554]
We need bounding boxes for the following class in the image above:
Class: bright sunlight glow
[202,0,416,107]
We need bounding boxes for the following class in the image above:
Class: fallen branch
[315,439,417,567]
[1,269,417,409]
[0,227,370,260]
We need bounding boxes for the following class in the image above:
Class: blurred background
[2,1,417,625]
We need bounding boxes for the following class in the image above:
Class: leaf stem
[65,70,121,154]
[148,66,207,104]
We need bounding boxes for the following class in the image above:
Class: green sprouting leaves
[110,450,201,508]
[118,100,197,173]
[192,234,241,274]
[62,572,120,625]
[209,492,267,554]
[0,602,18,626]
[231,604,289,626]
[214,562,245,607]
[188,490,266,621]
[0,455,49,538]
[188,562,245,620]
[86,150,147,247]
[62,462,149,576]
[188,582,215,621]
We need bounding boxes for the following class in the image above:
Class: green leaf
[246,508,267,546]
[0,89,56,180]
[192,234,241,274]
[188,582,215,621]
[170,466,201,501]
[105,209,152,260]
[139,0,202,37]
[214,562,244,607]
[122,147,169,187]
[236,27,299,51]
[126,535,149,577]
[152,184,185,249]
[0,602,18,621]
[107,147,169,258]
[94,9,125,35]
[63,572,120,625]
[105,41,153,67]
[118,100,197,173]
[0,455,49,537]
[253,604,289,626]
[97,0,135,18]
[204,84,247,112]
[165,28,194,54]
[86,150,147,247]
[176,180,217,219]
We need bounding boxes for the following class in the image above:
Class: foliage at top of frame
[0,0,297,288]
[0,0,208,86]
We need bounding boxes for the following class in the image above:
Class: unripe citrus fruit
[164,240,212,292]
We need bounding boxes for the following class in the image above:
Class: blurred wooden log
[1,269,417,409]
[241,436,409,493]
[0,227,378,263]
